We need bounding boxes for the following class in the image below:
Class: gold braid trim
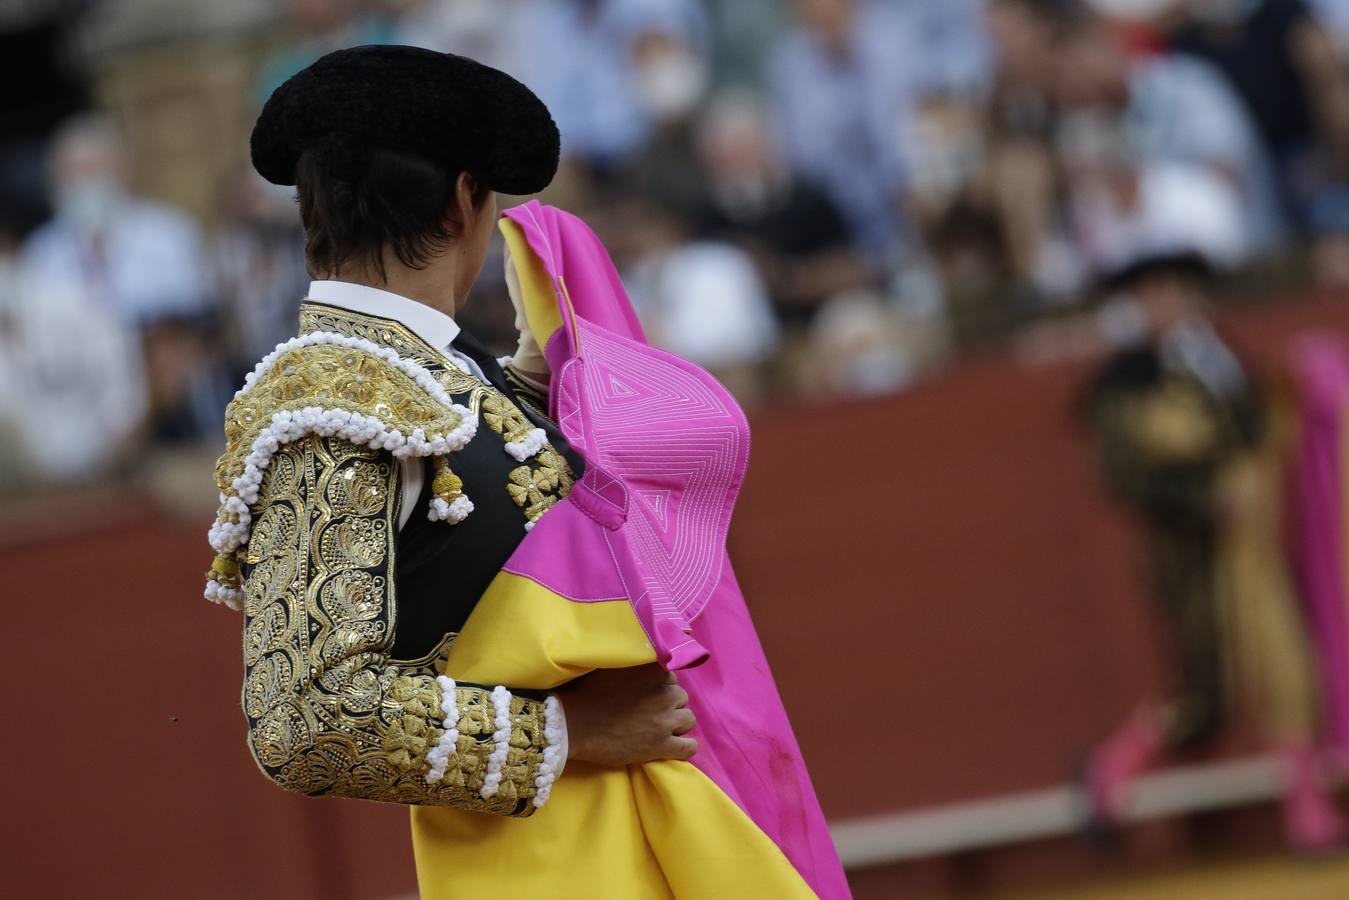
[215,341,468,495]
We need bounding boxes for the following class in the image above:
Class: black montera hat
[250,45,559,195]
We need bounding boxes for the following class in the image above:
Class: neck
[332,248,462,318]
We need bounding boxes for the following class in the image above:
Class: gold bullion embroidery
[482,390,538,445]
[505,446,575,527]
[238,435,548,813]
[214,343,467,496]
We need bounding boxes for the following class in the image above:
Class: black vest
[389,330,584,660]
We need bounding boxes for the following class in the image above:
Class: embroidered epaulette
[204,332,477,608]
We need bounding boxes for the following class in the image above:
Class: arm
[241,433,560,814]
[503,241,550,382]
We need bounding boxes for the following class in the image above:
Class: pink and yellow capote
[411,202,850,899]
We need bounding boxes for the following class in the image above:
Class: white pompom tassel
[480,686,513,798]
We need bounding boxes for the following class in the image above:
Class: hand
[504,242,548,377]
[556,663,697,766]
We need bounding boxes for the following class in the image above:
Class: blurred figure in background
[255,0,395,104]
[616,6,714,217]
[447,0,710,173]
[982,0,1061,295]
[620,195,780,403]
[770,0,914,268]
[0,213,145,489]
[389,0,523,63]
[692,89,873,388]
[705,0,788,88]
[911,0,1075,345]
[1055,6,1288,262]
[908,80,1035,344]
[20,114,225,443]
[23,115,209,328]
[211,169,311,369]
[1171,0,1349,281]
[808,287,933,396]
[1080,181,1342,849]
[904,0,994,98]
[1059,130,1250,281]
[1310,0,1349,54]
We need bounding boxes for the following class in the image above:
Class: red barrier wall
[5,298,1348,899]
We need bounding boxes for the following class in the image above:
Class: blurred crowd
[5,0,1349,492]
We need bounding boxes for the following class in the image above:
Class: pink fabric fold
[1288,334,1349,753]
[500,201,850,898]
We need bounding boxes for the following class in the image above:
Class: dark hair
[295,144,490,280]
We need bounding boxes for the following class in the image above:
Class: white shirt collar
[307,280,460,351]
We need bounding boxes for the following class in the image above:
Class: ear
[452,171,484,234]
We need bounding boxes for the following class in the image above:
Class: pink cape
[499,201,850,898]
[1288,334,1349,753]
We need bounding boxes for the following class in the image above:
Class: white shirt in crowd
[0,259,147,483]
[22,196,210,327]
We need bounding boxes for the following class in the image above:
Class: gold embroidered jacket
[208,302,576,815]
[1086,344,1261,524]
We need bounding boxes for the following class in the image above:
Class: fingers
[670,736,698,760]
[670,708,696,736]
[668,684,689,709]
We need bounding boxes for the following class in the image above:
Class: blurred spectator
[388,0,545,80]
[390,0,517,62]
[899,0,1069,342]
[987,0,1089,302]
[985,0,1058,146]
[20,114,225,443]
[1054,8,1288,260]
[694,90,869,327]
[1309,0,1349,53]
[705,0,788,88]
[211,169,310,366]
[1171,0,1349,242]
[810,289,930,396]
[22,115,210,327]
[905,87,1038,344]
[0,224,146,488]
[255,0,395,105]
[616,11,714,216]
[620,198,780,403]
[769,0,915,266]
[903,0,994,98]
[448,0,710,169]
[0,8,88,242]
[1060,131,1249,280]
[517,0,648,165]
